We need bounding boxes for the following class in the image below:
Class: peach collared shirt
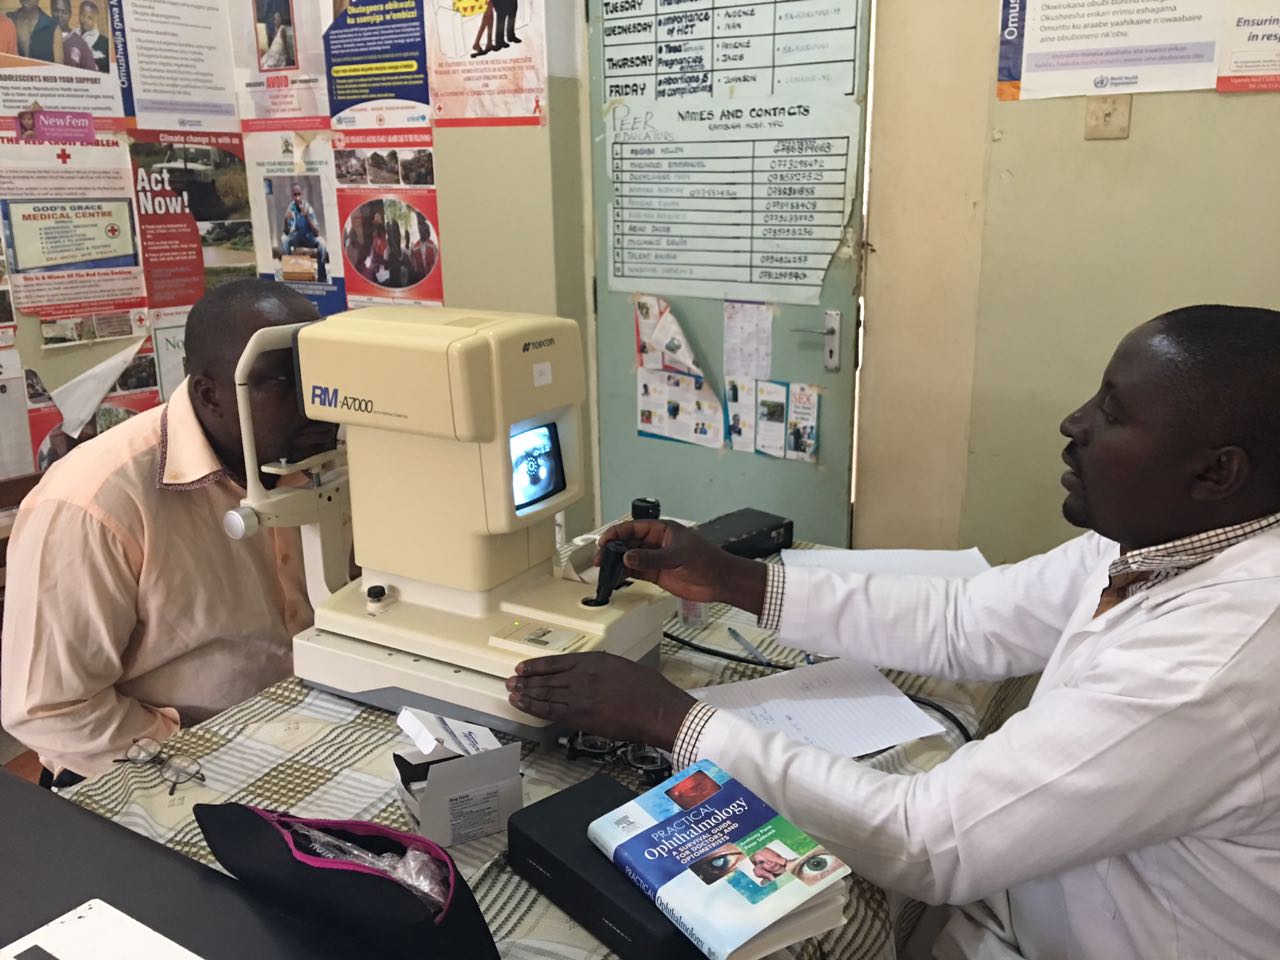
[1,380,312,777]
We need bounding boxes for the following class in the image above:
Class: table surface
[0,769,370,959]
[62,581,1023,960]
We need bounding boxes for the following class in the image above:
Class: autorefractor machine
[223,307,674,740]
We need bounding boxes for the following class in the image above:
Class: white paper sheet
[782,547,991,579]
[1,899,202,960]
[0,337,33,480]
[690,659,944,758]
[50,339,146,439]
[723,300,773,380]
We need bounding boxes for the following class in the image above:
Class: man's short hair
[1150,304,1280,478]
[80,1,99,13]
[185,278,315,377]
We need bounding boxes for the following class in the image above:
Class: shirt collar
[1110,512,1280,579]
[157,379,228,490]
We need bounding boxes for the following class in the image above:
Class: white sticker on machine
[533,362,552,387]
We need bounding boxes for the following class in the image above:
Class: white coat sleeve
[777,532,1116,680]
[689,602,1265,906]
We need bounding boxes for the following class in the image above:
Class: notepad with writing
[690,659,944,757]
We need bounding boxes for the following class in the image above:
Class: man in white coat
[506,304,1280,959]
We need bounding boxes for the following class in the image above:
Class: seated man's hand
[596,520,767,614]
[507,652,696,751]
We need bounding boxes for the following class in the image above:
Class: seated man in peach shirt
[1,279,339,786]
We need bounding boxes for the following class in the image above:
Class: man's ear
[1190,446,1251,503]
[189,373,223,419]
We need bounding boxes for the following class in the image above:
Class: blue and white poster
[324,0,431,130]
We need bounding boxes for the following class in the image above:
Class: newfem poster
[335,128,442,307]
[323,0,432,130]
[228,0,330,130]
[116,0,239,130]
[0,0,123,121]
[0,133,147,347]
[129,129,254,309]
[426,0,547,126]
[244,129,345,313]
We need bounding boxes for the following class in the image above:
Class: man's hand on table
[595,520,768,616]
[506,652,696,752]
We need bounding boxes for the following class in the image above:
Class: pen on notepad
[726,626,771,666]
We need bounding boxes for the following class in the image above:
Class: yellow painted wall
[857,1,1280,564]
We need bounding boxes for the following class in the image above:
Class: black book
[507,775,705,960]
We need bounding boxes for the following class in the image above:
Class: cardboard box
[393,708,522,847]
[280,254,316,281]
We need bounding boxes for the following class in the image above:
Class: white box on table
[393,707,522,847]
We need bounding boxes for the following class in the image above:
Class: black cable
[664,630,975,744]
[663,630,795,670]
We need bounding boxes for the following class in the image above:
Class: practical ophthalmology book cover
[588,760,850,960]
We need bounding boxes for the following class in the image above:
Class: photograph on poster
[400,149,434,185]
[6,0,110,72]
[265,175,330,283]
[255,0,298,70]
[131,140,251,224]
[335,147,435,186]
[342,198,437,290]
[40,311,133,346]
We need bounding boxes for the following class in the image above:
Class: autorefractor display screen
[510,423,566,510]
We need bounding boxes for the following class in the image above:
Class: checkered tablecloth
[64,597,1029,960]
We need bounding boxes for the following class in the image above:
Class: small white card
[1,900,202,959]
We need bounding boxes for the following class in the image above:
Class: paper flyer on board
[633,297,724,448]
[228,0,330,129]
[0,325,34,480]
[606,94,859,307]
[725,376,756,453]
[244,129,345,313]
[0,134,147,348]
[26,335,159,471]
[723,299,772,380]
[634,294,664,369]
[129,130,254,310]
[785,381,818,463]
[600,0,858,102]
[334,128,443,307]
[637,367,723,449]
[1217,3,1280,90]
[754,380,786,458]
[0,0,123,121]
[115,0,239,131]
[996,0,1220,100]
[149,305,187,400]
[425,0,547,126]
[324,1,432,129]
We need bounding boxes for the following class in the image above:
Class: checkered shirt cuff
[757,563,786,631]
[671,701,718,770]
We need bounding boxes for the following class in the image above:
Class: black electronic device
[695,507,794,559]
[630,497,660,520]
[583,540,629,607]
[507,775,704,960]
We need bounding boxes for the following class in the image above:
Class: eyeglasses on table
[113,737,206,796]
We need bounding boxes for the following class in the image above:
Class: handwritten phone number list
[611,134,850,290]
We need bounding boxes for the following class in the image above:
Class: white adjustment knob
[223,506,260,540]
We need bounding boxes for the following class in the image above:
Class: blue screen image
[510,423,565,510]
